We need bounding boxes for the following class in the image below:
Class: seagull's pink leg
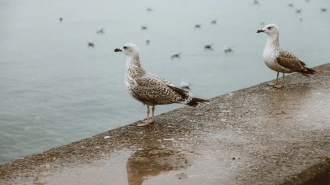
[274,73,284,88]
[268,72,279,86]
[137,105,154,127]
[151,106,155,122]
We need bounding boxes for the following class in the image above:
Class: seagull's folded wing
[276,49,306,71]
[132,74,184,105]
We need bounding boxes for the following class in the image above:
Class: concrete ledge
[1,63,330,185]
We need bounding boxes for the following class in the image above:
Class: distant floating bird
[288,3,294,7]
[180,78,191,89]
[257,24,316,88]
[59,17,63,21]
[254,0,259,4]
[88,42,94,47]
[224,45,234,53]
[296,9,302,13]
[299,16,303,22]
[321,8,327,12]
[204,44,213,50]
[114,43,208,126]
[260,21,265,26]
[147,7,153,12]
[194,24,201,28]
[171,52,181,60]
[145,35,150,45]
[211,20,217,25]
[96,27,105,34]
[141,25,148,30]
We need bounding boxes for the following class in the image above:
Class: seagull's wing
[276,49,306,71]
[132,73,190,105]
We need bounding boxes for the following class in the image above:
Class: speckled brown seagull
[114,43,209,126]
[257,24,316,88]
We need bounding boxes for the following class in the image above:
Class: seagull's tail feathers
[298,67,316,76]
[187,97,209,107]
[297,60,316,76]
[167,85,209,107]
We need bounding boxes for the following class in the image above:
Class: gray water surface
[1,0,330,164]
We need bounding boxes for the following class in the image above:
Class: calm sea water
[1,0,329,164]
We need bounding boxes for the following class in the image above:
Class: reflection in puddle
[126,148,191,185]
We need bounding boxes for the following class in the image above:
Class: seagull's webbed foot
[267,82,276,86]
[137,119,154,127]
[274,85,283,89]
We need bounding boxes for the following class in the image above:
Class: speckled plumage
[124,54,193,106]
[114,43,208,126]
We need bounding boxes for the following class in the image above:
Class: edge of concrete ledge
[280,157,330,185]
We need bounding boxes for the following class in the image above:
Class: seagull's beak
[257,29,264,33]
[114,48,122,52]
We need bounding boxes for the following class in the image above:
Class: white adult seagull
[257,24,316,88]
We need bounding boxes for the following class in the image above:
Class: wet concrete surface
[1,63,330,185]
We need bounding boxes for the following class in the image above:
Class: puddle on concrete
[31,148,195,185]
[127,148,191,185]
[21,146,240,185]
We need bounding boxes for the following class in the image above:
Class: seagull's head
[114,43,140,57]
[257,24,279,36]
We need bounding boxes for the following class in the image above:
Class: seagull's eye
[268,26,273,30]
[123,46,128,49]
